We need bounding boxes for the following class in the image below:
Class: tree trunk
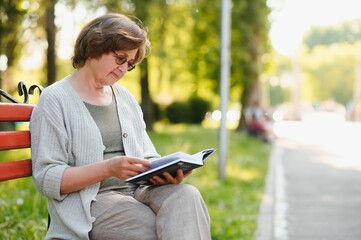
[45,0,56,86]
[237,25,262,131]
[133,1,155,130]
[140,59,154,130]
[237,79,259,131]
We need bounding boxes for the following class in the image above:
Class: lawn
[0,124,271,239]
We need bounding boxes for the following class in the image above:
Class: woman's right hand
[60,156,150,194]
[107,156,150,180]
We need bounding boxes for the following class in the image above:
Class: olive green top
[84,96,137,192]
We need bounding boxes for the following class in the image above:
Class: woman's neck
[69,70,113,106]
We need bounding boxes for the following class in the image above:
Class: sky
[268,0,361,56]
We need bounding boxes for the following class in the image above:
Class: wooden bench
[0,82,43,181]
[0,84,49,234]
[0,102,34,181]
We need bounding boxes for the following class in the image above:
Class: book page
[192,148,216,162]
[125,148,216,185]
[149,152,194,169]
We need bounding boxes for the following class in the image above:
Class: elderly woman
[30,13,210,240]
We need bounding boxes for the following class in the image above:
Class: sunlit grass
[0,124,271,239]
[150,125,271,240]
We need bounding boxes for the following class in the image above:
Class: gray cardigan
[30,77,160,239]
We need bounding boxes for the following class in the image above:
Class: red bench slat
[1,102,35,182]
[0,103,34,121]
[0,159,32,181]
[0,131,30,150]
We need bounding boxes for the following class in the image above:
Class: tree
[132,0,157,130]
[44,0,57,86]
[301,19,361,106]
[231,0,270,131]
[0,0,27,91]
[187,0,221,95]
[1,0,271,130]
[301,43,359,106]
[304,19,361,49]
[183,0,270,130]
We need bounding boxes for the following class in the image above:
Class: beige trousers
[89,184,211,240]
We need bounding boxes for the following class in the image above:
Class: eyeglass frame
[112,51,136,71]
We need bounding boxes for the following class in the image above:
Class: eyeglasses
[112,51,136,71]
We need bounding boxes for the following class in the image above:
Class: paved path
[256,119,361,240]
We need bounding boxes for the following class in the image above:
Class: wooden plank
[0,159,32,181]
[0,103,35,122]
[0,131,30,150]
[0,103,33,181]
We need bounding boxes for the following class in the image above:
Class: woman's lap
[90,184,211,240]
[135,184,211,240]
[89,190,156,240]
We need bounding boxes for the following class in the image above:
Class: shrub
[188,96,211,123]
[164,96,211,124]
[165,101,189,123]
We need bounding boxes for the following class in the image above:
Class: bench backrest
[0,103,35,181]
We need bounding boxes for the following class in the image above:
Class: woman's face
[88,49,138,85]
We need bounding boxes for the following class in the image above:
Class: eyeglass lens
[113,51,135,71]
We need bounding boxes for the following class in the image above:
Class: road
[256,117,361,240]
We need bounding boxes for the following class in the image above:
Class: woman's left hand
[150,169,193,185]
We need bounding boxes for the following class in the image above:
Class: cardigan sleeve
[30,90,70,201]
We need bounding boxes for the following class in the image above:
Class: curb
[254,143,278,240]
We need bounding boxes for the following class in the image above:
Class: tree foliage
[0,0,30,67]
[301,43,360,106]
[2,0,271,129]
[0,0,28,91]
[299,19,361,107]
[304,19,361,49]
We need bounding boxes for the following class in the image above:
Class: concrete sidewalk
[255,127,361,240]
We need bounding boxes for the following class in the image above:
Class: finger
[125,169,145,178]
[123,158,149,171]
[127,157,151,167]
[183,170,193,178]
[127,163,149,173]
[149,178,157,185]
[163,172,179,184]
[152,175,167,185]
[176,169,184,178]
[117,169,143,179]
[174,169,184,183]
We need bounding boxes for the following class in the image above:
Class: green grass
[0,124,271,239]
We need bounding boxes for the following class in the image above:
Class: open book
[126,148,216,185]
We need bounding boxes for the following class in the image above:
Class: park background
[1,0,361,239]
